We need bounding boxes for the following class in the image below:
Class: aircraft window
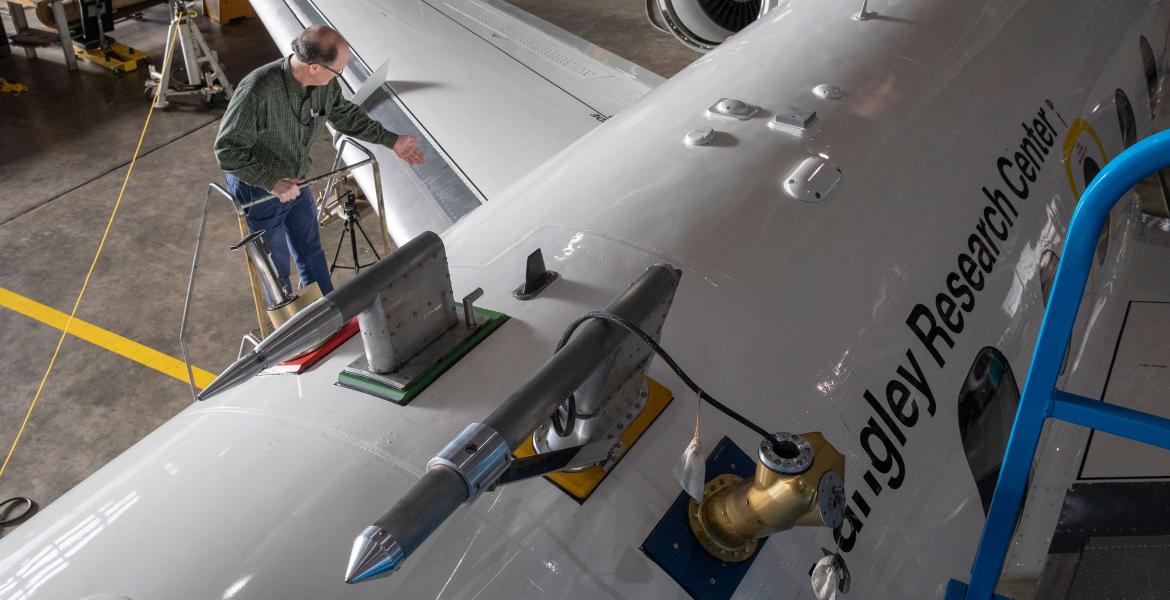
[1140,36,1158,117]
[1082,156,1100,191]
[1115,88,1170,216]
[1081,158,1110,266]
[1038,249,1059,305]
[1096,214,1111,267]
[957,347,1020,515]
[1036,249,1076,376]
[1115,89,1137,148]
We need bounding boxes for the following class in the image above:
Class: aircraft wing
[253,0,666,240]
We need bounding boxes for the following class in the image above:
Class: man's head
[290,25,350,85]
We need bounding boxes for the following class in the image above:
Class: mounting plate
[337,304,508,405]
[513,377,673,502]
[641,436,764,600]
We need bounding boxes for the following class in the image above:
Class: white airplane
[3,0,1170,598]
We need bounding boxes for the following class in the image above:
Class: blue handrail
[950,129,1170,600]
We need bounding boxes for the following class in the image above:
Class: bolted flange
[687,474,758,563]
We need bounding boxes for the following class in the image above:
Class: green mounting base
[336,304,508,405]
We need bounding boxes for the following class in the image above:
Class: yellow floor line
[0,287,216,389]
[0,18,188,482]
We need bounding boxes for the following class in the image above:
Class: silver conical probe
[198,231,445,400]
[196,297,344,399]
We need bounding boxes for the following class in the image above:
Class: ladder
[947,130,1170,600]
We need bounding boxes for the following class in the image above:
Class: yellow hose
[0,14,180,482]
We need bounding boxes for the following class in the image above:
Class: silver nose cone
[345,526,405,584]
[196,298,343,400]
[195,353,265,400]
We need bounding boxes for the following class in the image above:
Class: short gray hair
[292,25,344,64]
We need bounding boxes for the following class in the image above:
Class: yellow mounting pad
[514,377,673,502]
[75,41,149,74]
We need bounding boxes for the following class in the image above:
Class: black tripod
[329,191,381,275]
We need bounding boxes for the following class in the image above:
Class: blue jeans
[226,174,335,302]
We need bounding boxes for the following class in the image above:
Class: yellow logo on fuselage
[1062,118,1108,198]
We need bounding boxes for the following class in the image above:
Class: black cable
[553,310,778,444]
[550,394,576,437]
[168,80,203,92]
[0,496,35,529]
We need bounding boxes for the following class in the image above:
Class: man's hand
[270,178,305,203]
[393,135,427,166]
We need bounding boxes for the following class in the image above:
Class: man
[214,25,424,299]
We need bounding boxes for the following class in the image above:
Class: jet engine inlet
[650,0,767,52]
[687,431,845,562]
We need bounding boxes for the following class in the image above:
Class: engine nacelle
[648,0,776,52]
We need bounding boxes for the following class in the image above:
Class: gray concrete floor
[0,0,693,531]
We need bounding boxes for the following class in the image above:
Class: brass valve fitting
[687,431,845,562]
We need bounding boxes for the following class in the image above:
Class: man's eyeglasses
[313,62,343,77]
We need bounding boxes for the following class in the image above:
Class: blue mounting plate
[641,436,764,600]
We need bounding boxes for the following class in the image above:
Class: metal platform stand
[145,0,233,108]
[180,150,386,400]
[3,0,78,70]
[948,130,1170,600]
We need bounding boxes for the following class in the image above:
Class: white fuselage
[1,0,1165,598]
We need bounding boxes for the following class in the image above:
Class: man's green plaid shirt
[214,57,399,191]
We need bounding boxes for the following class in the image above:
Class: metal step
[1066,536,1170,600]
[9,28,57,47]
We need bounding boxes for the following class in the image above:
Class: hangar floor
[0,3,284,514]
[0,1,695,520]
